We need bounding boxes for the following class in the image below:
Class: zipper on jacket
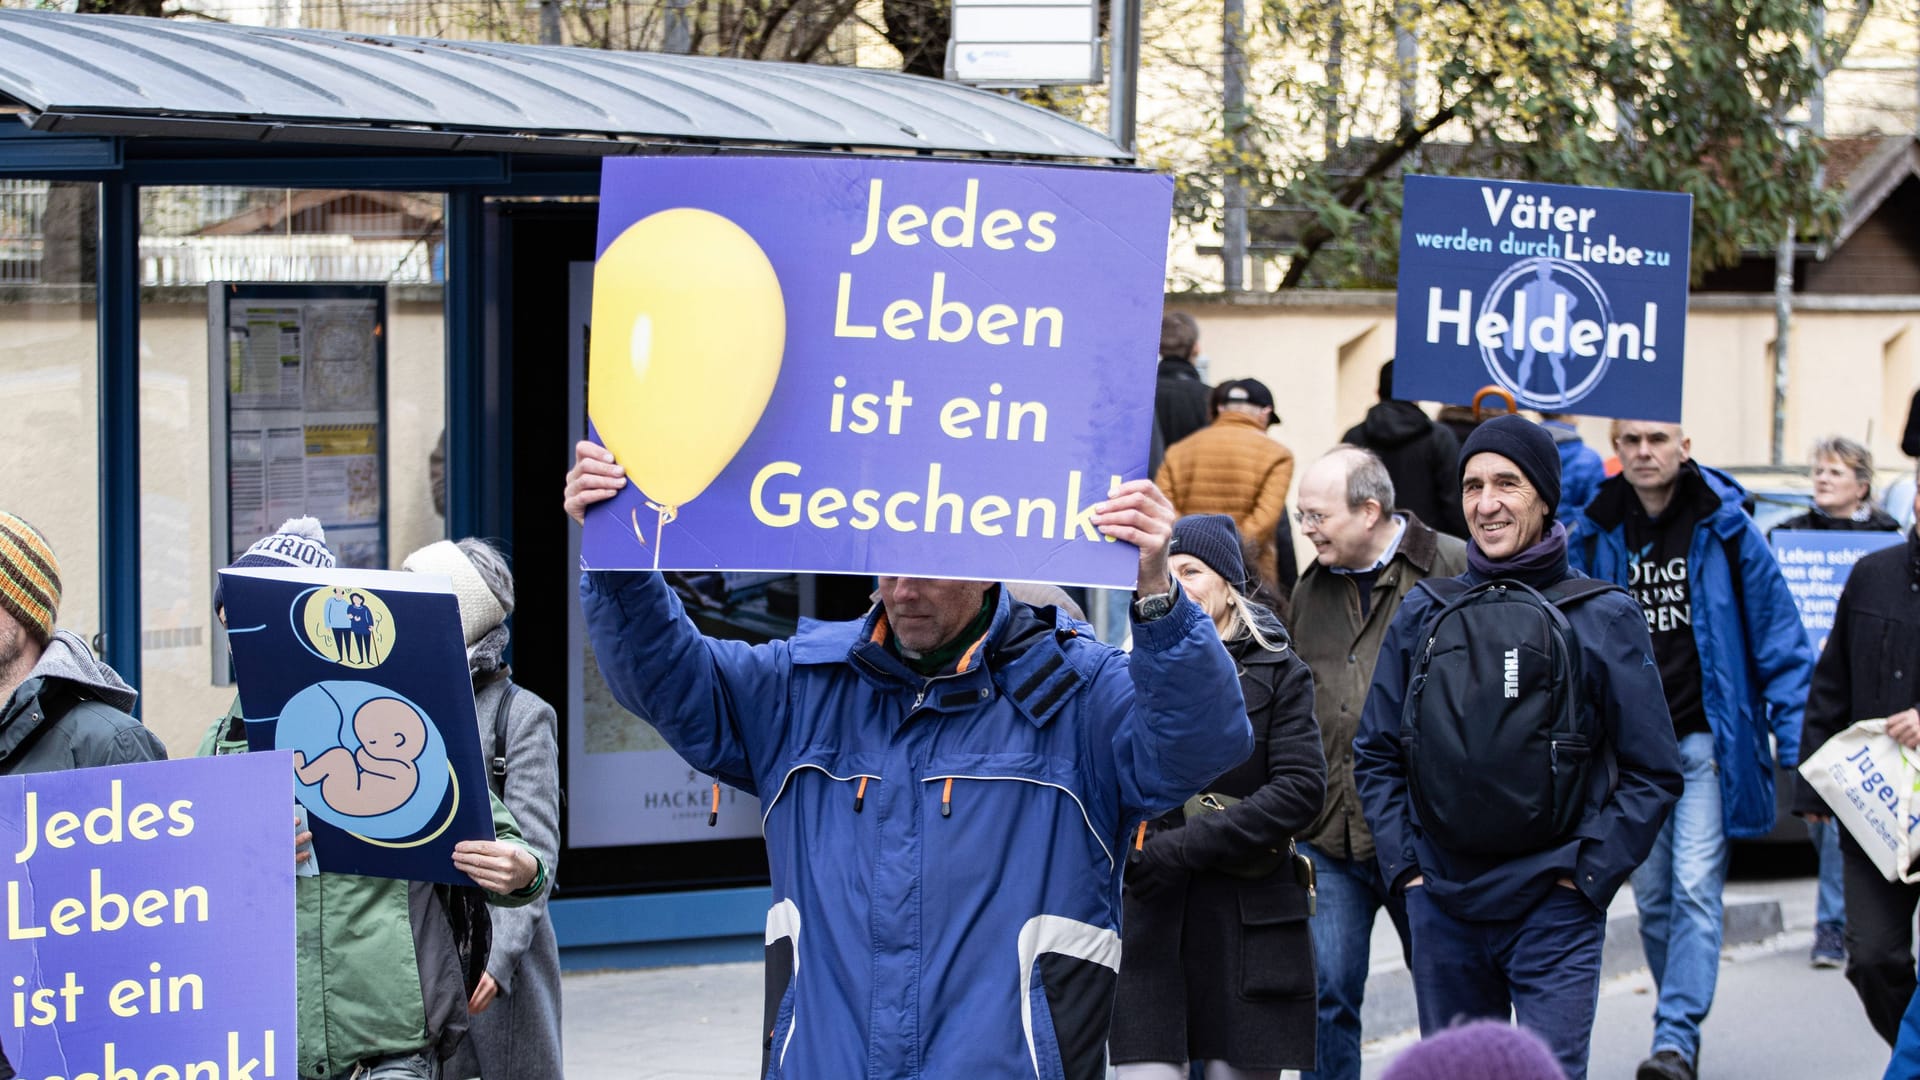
[941,777,954,817]
[909,669,968,714]
[854,776,869,813]
[708,782,721,827]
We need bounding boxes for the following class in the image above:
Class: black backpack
[1401,576,1620,857]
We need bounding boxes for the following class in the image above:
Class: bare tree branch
[1279,74,1490,286]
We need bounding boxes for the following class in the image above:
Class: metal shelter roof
[0,9,1128,163]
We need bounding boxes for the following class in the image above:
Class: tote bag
[1799,718,1920,883]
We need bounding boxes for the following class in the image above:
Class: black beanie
[1459,414,1562,517]
[1169,514,1247,591]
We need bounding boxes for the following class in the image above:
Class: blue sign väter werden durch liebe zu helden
[1393,175,1693,422]
[581,156,1174,588]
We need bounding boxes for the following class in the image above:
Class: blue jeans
[1630,730,1730,1065]
[1298,843,1410,1080]
[1406,884,1607,1080]
[1809,817,1846,934]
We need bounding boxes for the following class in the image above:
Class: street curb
[1358,896,1785,1039]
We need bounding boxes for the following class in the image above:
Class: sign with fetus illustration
[217,566,496,885]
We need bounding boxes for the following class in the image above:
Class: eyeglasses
[1292,509,1328,529]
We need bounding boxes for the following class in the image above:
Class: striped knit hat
[0,512,61,644]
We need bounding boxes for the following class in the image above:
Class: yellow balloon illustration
[588,208,786,564]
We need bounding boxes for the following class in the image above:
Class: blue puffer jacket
[1569,464,1815,838]
[582,572,1251,1080]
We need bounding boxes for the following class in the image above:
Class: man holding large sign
[565,156,1251,1080]
[579,157,1170,588]
[1394,176,1692,422]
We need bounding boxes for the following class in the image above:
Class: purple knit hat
[1380,1021,1566,1080]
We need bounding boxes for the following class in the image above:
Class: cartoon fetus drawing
[292,696,428,817]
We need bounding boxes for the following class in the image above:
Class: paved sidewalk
[559,877,1815,1078]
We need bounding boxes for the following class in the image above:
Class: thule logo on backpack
[1503,648,1520,698]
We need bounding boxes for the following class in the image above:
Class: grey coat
[0,630,164,774]
[467,628,564,1077]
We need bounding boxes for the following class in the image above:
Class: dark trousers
[331,627,352,660]
[1407,885,1606,1080]
[1841,830,1920,1045]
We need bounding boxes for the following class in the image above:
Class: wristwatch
[1132,591,1175,622]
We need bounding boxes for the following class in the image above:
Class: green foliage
[1198,0,1856,287]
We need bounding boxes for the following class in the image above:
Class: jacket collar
[1211,411,1268,434]
[0,681,52,765]
[1578,461,1742,538]
[1157,357,1202,382]
[1394,512,1446,574]
[790,584,1090,729]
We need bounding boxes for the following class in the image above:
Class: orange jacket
[1155,411,1294,587]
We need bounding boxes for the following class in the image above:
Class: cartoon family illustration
[292,695,428,817]
[320,587,381,664]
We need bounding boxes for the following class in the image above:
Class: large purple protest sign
[1394,175,1693,422]
[1,754,295,1078]
[583,157,1173,587]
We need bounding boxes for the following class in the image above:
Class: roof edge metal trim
[0,10,1132,164]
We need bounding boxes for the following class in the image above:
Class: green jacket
[200,699,546,1078]
[1289,512,1466,863]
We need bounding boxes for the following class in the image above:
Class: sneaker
[1811,924,1846,969]
[1637,1050,1696,1080]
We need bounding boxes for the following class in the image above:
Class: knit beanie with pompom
[1380,1021,1566,1080]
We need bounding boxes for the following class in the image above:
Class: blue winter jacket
[1544,420,1606,520]
[582,571,1252,1080]
[1353,539,1681,921]
[1568,464,1815,839]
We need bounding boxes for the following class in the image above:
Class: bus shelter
[0,8,1131,964]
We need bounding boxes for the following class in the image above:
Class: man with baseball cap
[1354,415,1680,1079]
[1155,376,1296,593]
[0,511,164,776]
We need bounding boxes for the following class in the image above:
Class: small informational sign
[0,754,296,1078]
[209,283,388,574]
[583,156,1172,588]
[946,0,1101,85]
[1393,176,1693,422]
[210,283,388,686]
[219,566,497,885]
[1771,529,1905,651]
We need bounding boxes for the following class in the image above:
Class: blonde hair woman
[1110,514,1328,1079]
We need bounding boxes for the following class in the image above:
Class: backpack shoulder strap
[1416,576,1472,606]
[1542,577,1620,609]
[489,681,518,796]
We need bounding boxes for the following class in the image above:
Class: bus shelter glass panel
[0,180,101,662]
[136,186,447,757]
